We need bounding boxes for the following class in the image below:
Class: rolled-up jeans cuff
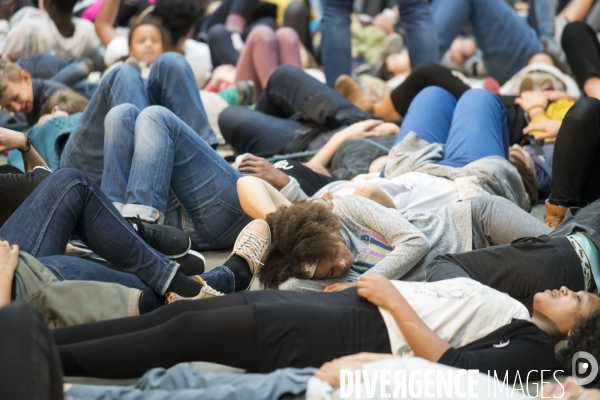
[121,204,164,224]
[157,260,179,296]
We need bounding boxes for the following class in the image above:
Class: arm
[0,241,19,307]
[236,176,292,219]
[0,127,48,171]
[95,0,120,47]
[357,274,450,361]
[557,0,594,22]
[308,120,386,168]
[335,195,430,279]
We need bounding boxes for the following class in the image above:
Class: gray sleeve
[279,176,309,203]
[278,270,361,292]
[335,195,431,279]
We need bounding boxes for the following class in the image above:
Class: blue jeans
[60,53,219,184]
[220,65,369,155]
[320,0,437,86]
[101,104,252,250]
[0,169,178,295]
[431,0,543,84]
[393,86,508,168]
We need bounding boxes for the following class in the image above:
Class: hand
[238,155,290,190]
[0,128,28,152]
[324,281,357,293]
[371,122,400,136]
[335,120,384,142]
[209,64,236,86]
[523,119,562,140]
[448,38,476,66]
[0,240,19,278]
[542,90,573,102]
[372,13,394,35]
[314,358,363,389]
[515,91,548,116]
[356,273,403,310]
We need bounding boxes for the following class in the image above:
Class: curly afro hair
[557,310,600,387]
[259,201,342,289]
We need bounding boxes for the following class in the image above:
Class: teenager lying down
[53,273,600,386]
[238,175,549,292]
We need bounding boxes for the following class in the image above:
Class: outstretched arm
[237,176,292,219]
[357,274,451,361]
[95,0,120,47]
[0,127,47,171]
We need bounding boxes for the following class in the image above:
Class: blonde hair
[40,89,89,116]
[0,59,24,98]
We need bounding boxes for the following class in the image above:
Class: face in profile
[533,287,600,336]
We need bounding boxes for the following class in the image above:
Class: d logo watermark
[572,351,599,386]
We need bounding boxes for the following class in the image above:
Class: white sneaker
[164,276,224,303]
[228,219,271,290]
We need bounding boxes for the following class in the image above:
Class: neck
[531,311,565,344]
[47,9,74,37]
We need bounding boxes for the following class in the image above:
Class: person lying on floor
[0,169,269,326]
[52,271,599,386]
[7,302,599,400]
[234,83,532,213]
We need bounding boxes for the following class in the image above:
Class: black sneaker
[127,217,191,258]
[177,250,206,275]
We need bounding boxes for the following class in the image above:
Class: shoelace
[202,284,225,296]
[236,231,269,268]
[131,215,160,246]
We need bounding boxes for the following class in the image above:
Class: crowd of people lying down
[3,0,600,398]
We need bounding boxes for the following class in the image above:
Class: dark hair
[509,147,539,206]
[259,201,342,288]
[152,0,200,46]
[49,0,79,15]
[557,311,600,387]
[128,15,173,50]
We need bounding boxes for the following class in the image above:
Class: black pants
[389,63,528,145]
[54,288,390,379]
[283,1,312,54]
[549,97,600,207]
[562,21,600,90]
[0,302,63,400]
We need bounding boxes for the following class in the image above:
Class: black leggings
[54,289,390,379]
[389,63,528,144]
[549,97,600,207]
[562,21,600,90]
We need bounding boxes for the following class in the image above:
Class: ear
[20,70,31,85]
[52,105,60,113]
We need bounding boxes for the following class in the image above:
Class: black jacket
[438,319,559,383]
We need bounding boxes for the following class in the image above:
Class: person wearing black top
[52,273,600,384]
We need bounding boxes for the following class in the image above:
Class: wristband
[18,133,31,153]
[525,104,546,114]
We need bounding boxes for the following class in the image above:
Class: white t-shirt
[104,36,212,88]
[379,278,530,356]
[1,7,100,56]
[323,172,459,212]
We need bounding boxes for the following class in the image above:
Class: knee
[102,63,143,87]
[105,103,140,136]
[137,105,171,127]
[353,183,380,199]
[52,168,89,185]
[246,25,276,45]
[415,86,455,103]
[269,64,302,85]
[0,302,40,325]
[564,97,600,128]
[460,88,502,110]
[208,23,230,44]
[275,27,300,46]
[152,52,188,72]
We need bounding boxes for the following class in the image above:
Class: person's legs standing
[0,302,63,400]
[321,0,353,87]
[441,89,508,167]
[562,22,600,96]
[396,0,439,68]
[60,65,149,184]
[132,106,252,250]
[284,1,313,53]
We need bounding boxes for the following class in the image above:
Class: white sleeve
[104,36,129,67]
[184,39,213,89]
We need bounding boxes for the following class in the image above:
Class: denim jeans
[219,65,369,155]
[320,0,437,86]
[431,0,543,84]
[60,53,219,184]
[101,104,252,250]
[17,55,91,87]
[0,169,178,295]
[393,86,508,168]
